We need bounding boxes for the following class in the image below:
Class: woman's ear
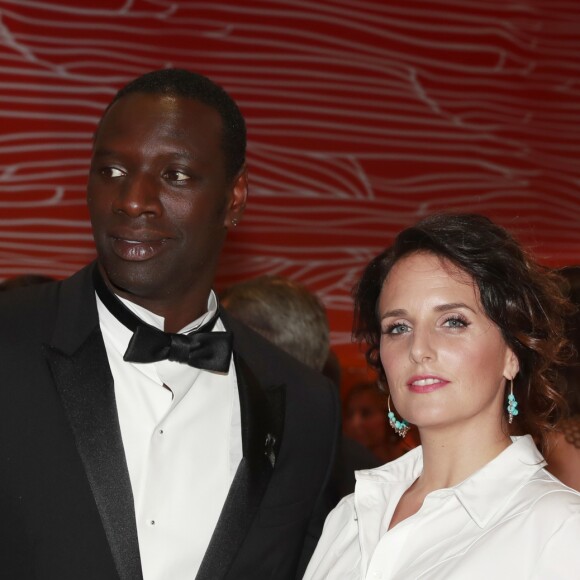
[504,347,520,381]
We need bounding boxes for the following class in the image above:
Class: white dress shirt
[97,292,242,580]
[304,435,580,579]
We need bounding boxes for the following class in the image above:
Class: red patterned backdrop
[1,0,579,375]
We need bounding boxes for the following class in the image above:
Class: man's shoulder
[0,264,95,337]
[0,277,59,321]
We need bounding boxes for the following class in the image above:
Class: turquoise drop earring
[507,378,518,424]
[387,395,410,438]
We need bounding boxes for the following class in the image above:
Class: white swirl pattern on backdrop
[1,0,579,363]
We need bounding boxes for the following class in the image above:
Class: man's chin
[98,260,166,302]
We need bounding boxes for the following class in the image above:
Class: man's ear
[225,164,248,228]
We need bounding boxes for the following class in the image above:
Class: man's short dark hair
[104,68,246,180]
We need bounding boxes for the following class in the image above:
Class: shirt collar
[356,435,546,528]
[452,435,546,527]
[117,290,219,333]
[96,289,219,376]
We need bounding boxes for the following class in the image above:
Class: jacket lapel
[196,352,286,580]
[44,264,143,580]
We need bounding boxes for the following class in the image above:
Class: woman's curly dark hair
[353,213,574,450]
[556,265,580,417]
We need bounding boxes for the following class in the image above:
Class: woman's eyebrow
[380,308,407,321]
[433,302,476,314]
[380,302,476,321]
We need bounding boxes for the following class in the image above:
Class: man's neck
[117,291,217,334]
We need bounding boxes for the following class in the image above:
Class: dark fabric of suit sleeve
[294,380,341,579]
[0,270,126,579]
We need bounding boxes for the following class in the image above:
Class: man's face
[87,92,247,307]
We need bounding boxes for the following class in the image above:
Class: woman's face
[378,252,518,434]
[344,391,388,450]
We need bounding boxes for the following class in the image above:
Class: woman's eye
[164,170,190,182]
[384,322,411,335]
[442,316,468,329]
[101,167,125,178]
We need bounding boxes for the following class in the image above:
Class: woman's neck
[387,411,512,532]
[415,418,511,493]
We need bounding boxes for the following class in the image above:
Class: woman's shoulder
[322,492,366,546]
[327,492,357,522]
[354,445,424,484]
[516,466,580,523]
[303,493,361,580]
[470,436,580,534]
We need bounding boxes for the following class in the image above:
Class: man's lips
[110,236,169,261]
[407,375,450,393]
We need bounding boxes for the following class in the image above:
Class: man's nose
[112,172,162,217]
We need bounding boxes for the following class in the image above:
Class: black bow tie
[93,268,233,373]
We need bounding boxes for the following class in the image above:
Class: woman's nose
[409,327,436,363]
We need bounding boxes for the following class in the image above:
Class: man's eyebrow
[380,302,476,321]
[166,149,196,161]
[91,148,196,161]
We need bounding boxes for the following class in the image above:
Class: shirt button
[159,429,164,435]
[149,520,156,526]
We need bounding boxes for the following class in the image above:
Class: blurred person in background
[221,275,330,372]
[343,381,419,464]
[545,265,580,490]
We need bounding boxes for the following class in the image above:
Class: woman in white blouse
[305,213,580,580]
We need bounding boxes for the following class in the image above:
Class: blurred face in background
[344,388,389,451]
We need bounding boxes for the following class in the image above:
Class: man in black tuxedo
[0,69,339,580]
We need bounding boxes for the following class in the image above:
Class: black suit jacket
[0,264,340,580]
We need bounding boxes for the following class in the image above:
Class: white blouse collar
[355,435,546,528]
